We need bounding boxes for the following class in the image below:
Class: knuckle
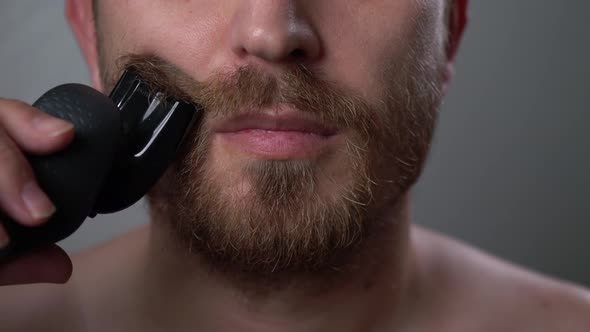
[0,99,34,122]
[0,98,31,111]
[0,133,22,170]
[0,147,16,170]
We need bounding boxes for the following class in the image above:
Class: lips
[213,109,338,136]
[211,107,340,160]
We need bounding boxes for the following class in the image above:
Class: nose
[230,0,321,65]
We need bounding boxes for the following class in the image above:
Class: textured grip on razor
[0,84,120,260]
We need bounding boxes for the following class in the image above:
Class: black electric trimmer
[0,70,202,261]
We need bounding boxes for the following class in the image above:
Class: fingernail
[32,115,74,138]
[21,182,56,222]
[0,225,10,249]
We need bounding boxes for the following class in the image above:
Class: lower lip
[217,129,335,159]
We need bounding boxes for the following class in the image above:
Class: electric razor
[0,69,202,261]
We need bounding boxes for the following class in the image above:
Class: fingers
[0,99,74,155]
[0,99,76,286]
[0,245,72,286]
[0,98,74,229]
[0,127,55,227]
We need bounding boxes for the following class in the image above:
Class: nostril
[236,47,248,58]
[289,48,306,61]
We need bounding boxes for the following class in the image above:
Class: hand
[0,98,74,286]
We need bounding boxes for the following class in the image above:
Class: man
[0,0,589,331]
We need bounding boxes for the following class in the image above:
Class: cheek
[316,0,443,102]
[98,0,230,81]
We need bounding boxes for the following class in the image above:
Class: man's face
[90,0,449,276]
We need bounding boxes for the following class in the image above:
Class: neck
[133,196,416,332]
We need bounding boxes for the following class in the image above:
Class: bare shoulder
[0,226,149,332]
[411,226,590,332]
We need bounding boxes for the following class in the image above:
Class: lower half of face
[96,0,446,277]
[145,57,442,277]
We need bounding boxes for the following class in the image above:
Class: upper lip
[212,106,338,136]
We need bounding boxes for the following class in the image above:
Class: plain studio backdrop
[0,1,588,286]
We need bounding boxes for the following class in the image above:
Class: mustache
[109,54,376,132]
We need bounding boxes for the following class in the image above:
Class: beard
[99,40,444,279]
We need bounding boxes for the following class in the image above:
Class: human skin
[88,0,453,274]
[1,1,590,331]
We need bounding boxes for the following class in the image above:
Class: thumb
[0,245,72,286]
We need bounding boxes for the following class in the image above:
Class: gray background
[0,1,588,285]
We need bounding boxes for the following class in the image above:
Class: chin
[146,133,374,276]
